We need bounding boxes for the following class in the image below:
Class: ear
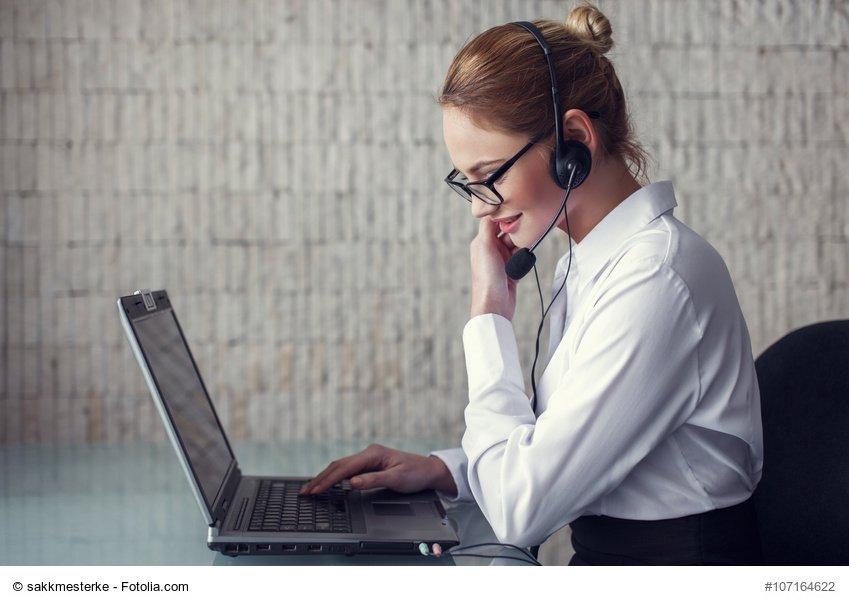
[561,109,597,156]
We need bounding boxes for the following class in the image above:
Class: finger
[477,220,511,259]
[479,217,500,239]
[299,461,340,494]
[302,464,347,494]
[303,459,352,494]
[307,460,367,494]
[303,446,382,492]
[304,447,385,494]
[477,216,489,235]
[499,231,518,252]
[349,469,396,490]
[495,233,517,264]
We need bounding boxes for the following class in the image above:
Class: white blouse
[430,180,764,548]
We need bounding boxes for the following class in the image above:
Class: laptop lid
[117,289,239,526]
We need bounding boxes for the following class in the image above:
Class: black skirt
[568,496,763,565]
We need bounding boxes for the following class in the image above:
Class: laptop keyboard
[249,479,353,533]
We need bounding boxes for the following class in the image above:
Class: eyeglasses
[444,127,552,206]
[444,111,600,206]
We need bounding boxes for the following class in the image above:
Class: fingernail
[351,477,361,486]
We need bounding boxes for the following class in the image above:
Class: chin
[502,232,523,249]
[506,232,529,250]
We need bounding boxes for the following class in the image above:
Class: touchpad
[372,502,414,516]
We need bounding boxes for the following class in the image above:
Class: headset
[504,21,596,282]
[505,20,598,422]
[500,20,597,563]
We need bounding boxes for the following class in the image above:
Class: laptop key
[297,524,315,531]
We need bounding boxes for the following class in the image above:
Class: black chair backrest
[752,319,849,564]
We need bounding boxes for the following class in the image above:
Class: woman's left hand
[469,217,520,321]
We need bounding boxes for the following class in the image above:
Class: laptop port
[238,544,250,553]
[307,544,322,552]
[359,541,415,553]
[224,544,239,554]
[256,544,272,552]
[281,544,297,552]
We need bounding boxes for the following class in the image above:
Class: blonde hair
[437,2,652,185]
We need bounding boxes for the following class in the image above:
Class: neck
[557,155,641,244]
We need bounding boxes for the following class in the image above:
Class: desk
[0,439,533,566]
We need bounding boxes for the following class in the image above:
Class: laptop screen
[132,308,234,511]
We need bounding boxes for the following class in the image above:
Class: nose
[471,196,498,220]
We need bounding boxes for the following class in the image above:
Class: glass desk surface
[0,439,534,566]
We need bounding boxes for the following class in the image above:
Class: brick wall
[1,0,848,562]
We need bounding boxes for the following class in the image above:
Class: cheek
[509,170,551,211]
[520,179,559,219]
[522,183,564,237]
[503,164,561,245]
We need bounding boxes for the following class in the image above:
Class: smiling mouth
[496,214,521,224]
[497,213,522,234]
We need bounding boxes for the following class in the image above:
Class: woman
[299,3,764,565]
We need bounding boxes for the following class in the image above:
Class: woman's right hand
[298,443,458,497]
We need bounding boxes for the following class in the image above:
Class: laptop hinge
[211,461,242,526]
[133,289,157,311]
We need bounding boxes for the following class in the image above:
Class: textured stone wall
[3,0,848,441]
[2,0,848,564]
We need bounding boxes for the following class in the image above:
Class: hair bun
[564,2,614,55]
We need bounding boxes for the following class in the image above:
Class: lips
[497,214,522,234]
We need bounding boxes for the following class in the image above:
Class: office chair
[751,319,849,564]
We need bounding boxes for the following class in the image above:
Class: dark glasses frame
[444,111,600,206]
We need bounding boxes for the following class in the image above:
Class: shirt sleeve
[427,447,475,503]
[460,257,702,548]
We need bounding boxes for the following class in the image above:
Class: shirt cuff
[462,313,526,399]
[428,448,474,503]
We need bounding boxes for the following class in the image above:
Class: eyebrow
[461,158,505,177]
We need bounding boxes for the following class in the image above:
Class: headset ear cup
[549,150,563,188]
[549,141,591,189]
[556,140,593,190]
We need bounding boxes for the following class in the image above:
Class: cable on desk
[448,541,538,561]
[449,553,541,565]
[419,541,542,566]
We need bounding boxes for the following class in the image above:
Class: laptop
[117,289,460,557]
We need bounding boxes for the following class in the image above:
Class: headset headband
[512,21,565,164]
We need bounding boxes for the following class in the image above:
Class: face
[442,106,567,249]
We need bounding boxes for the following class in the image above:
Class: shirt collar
[555,180,678,292]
